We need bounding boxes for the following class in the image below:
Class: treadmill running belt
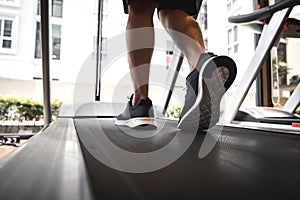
[74,118,300,200]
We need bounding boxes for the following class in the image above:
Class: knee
[128,0,155,17]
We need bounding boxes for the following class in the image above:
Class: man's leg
[115,0,157,129]
[126,0,156,106]
[158,7,237,130]
[159,9,205,72]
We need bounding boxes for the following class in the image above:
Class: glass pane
[234,26,238,42]
[34,22,41,58]
[234,44,239,53]
[227,29,232,45]
[228,47,232,55]
[233,0,238,7]
[37,0,40,15]
[52,24,61,60]
[52,0,63,18]
[102,0,109,13]
[2,39,12,48]
[101,37,107,51]
[101,53,107,62]
[4,20,12,37]
[227,3,231,12]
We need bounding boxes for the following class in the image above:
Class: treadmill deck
[0,117,300,200]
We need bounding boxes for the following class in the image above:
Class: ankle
[132,93,147,106]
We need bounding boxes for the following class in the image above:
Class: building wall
[56,0,98,82]
[0,0,37,79]
[0,77,74,102]
[202,0,257,108]
[0,0,298,109]
[0,0,98,82]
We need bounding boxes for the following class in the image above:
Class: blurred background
[0,0,299,133]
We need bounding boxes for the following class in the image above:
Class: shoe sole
[115,117,157,129]
[178,56,237,131]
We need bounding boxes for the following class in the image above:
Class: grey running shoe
[178,53,237,131]
[115,94,157,129]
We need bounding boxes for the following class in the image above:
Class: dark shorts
[122,0,203,17]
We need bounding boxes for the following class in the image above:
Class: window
[200,2,208,30]
[102,14,108,21]
[227,2,231,12]
[52,24,61,60]
[102,0,109,14]
[227,25,239,55]
[226,1,239,57]
[0,17,15,52]
[101,37,107,61]
[34,22,41,58]
[3,20,12,49]
[35,0,63,60]
[52,0,63,18]
[37,0,63,18]
[0,0,20,7]
[34,22,61,60]
[0,0,17,4]
[226,0,239,12]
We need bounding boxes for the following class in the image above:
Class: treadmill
[1,1,300,200]
[225,0,300,127]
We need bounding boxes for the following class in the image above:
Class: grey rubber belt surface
[75,118,300,200]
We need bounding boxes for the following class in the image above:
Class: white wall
[0,0,37,80]
[0,0,99,82]
[57,0,98,82]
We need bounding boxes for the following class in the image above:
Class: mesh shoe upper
[117,94,154,121]
[179,53,213,121]
[178,53,237,130]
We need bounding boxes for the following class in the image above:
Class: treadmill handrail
[0,118,94,200]
[228,0,300,23]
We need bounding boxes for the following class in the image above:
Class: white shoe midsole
[115,117,157,128]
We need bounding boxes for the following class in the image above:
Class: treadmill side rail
[0,118,94,200]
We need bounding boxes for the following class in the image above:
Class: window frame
[0,0,20,8]
[226,0,241,14]
[0,15,18,54]
[227,25,239,56]
[34,1,63,61]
